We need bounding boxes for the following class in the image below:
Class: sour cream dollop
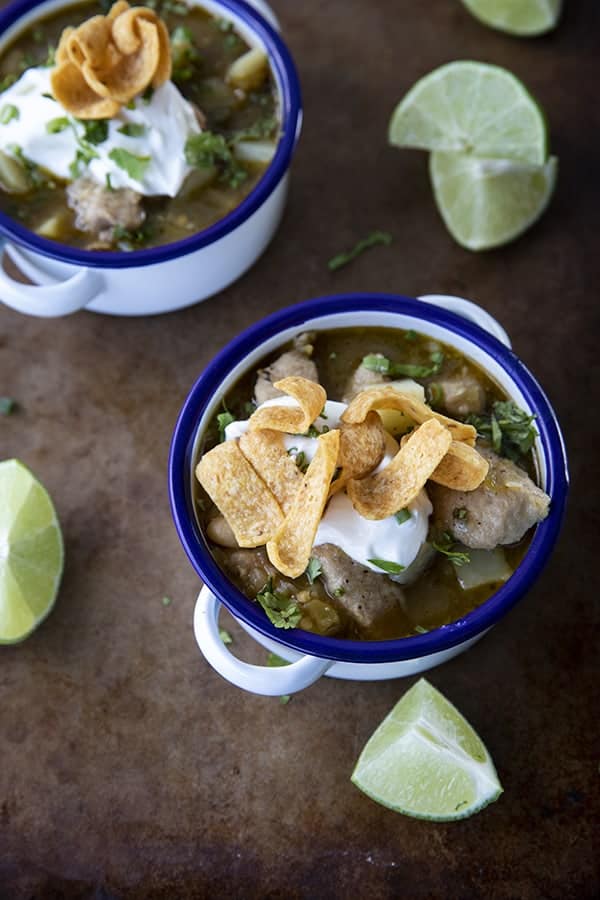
[225,396,433,582]
[0,67,200,196]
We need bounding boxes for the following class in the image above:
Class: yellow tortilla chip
[430,440,489,491]
[342,386,476,446]
[267,430,340,578]
[347,418,452,519]
[196,441,283,548]
[248,376,326,435]
[51,2,171,117]
[329,412,387,497]
[51,62,120,118]
[239,429,303,514]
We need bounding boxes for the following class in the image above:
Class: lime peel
[351,678,503,821]
[461,0,562,37]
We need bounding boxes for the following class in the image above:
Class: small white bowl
[0,0,301,317]
[169,293,568,696]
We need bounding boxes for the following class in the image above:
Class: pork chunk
[342,361,388,403]
[430,447,550,550]
[67,175,145,244]
[436,369,486,418]
[254,333,319,404]
[312,544,405,631]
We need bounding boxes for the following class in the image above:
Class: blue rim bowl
[169,294,569,664]
[0,0,302,269]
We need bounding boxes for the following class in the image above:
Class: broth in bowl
[0,0,278,251]
[194,327,551,642]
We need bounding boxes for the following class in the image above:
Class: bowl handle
[0,239,103,317]
[194,586,332,695]
[417,294,511,348]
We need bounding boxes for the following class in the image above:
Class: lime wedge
[430,151,557,250]
[0,459,64,644]
[461,0,562,36]
[388,61,547,165]
[351,678,502,820]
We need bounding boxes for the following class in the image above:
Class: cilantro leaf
[394,508,411,525]
[117,123,146,138]
[368,558,405,575]
[362,350,444,380]
[0,104,19,125]
[108,148,151,181]
[0,396,16,415]
[305,557,322,585]
[328,230,392,272]
[46,116,70,134]
[466,400,538,463]
[432,532,470,567]
[256,580,301,629]
[79,118,108,145]
[216,409,235,442]
[219,628,233,645]
[184,131,247,189]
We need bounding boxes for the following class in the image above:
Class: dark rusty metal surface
[1,1,599,897]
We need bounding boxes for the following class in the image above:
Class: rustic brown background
[1,1,599,898]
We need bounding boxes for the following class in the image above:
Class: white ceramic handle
[418,294,511,349]
[0,240,103,317]
[194,585,332,695]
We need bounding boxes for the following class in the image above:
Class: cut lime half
[351,678,502,820]
[389,61,547,165]
[461,0,562,36]
[0,459,64,644]
[430,151,557,250]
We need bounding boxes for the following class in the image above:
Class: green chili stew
[0,1,278,250]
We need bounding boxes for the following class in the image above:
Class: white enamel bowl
[169,293,568,696]
[0,0,300,316]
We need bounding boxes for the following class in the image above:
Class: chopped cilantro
[125,99,136,110]
[427,382,443,408]
[453,507,468,521]
[368,558,405,575]
[78,118,108,145]
[466,400,538,462]
[7,144,49,186]
[46,116,70,134]
[256,580,301,629]
[432,532,470,567]
[108,148,151,181]
[105,173,114,192]
[171,25,201,82]
[0,104,19,125]
[414,624,429,634]
[404,329,418,342]
[216,408,235,442]
[292,450,308,473]
[328,230,392,271]
[243,400,257,417]
[117,123,146,138]
[142,85,154,104]
[333,587,345,597]
[305,557,322,585]
[394,508,411,525]
[267,651,289,668]
[0,397,16,415]
[161,595,172,606]
[41,92,56,101]
[184,131,247,190]
[229,115,277,144]
[362,350,444,380]
[43,45,56,68]
[219,628,233,645]
[112,223,153,247]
